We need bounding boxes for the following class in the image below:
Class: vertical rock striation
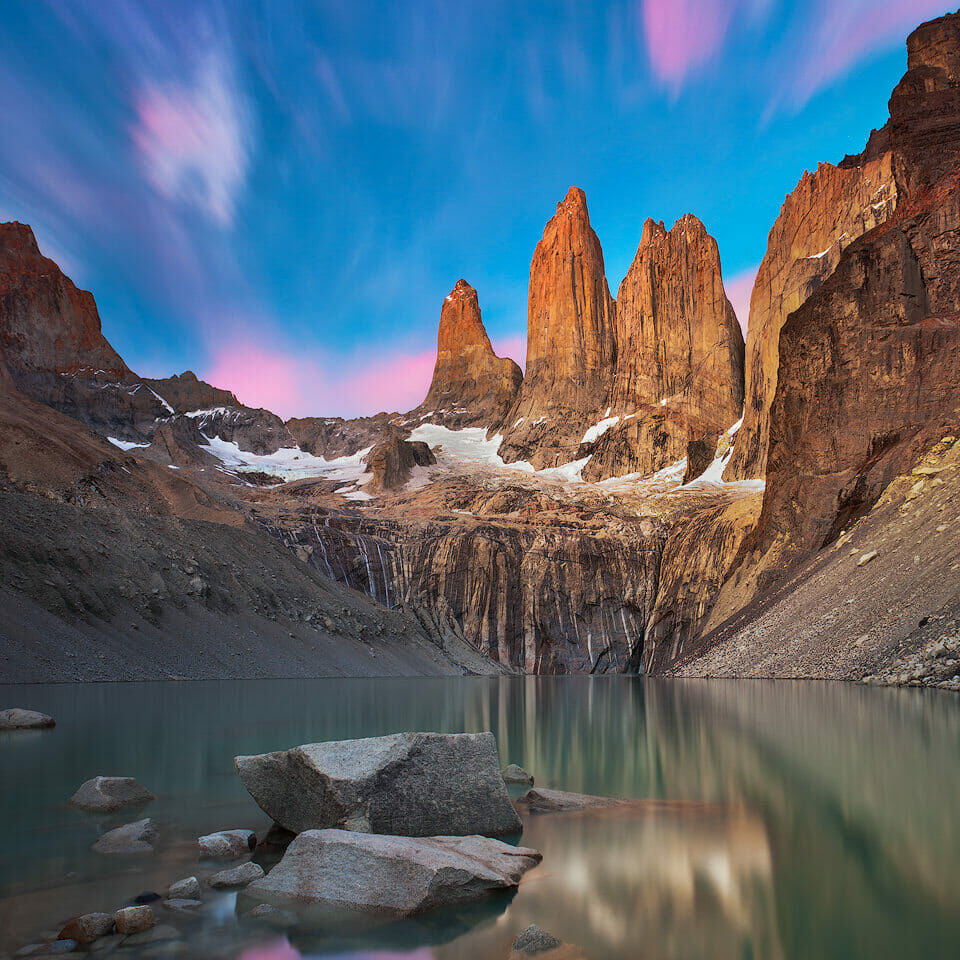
[497,187,617,468]
[413,279,522,429]
[582,214,744,481]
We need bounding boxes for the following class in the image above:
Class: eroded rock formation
[498,187,616,468]
[724,154,899,480]
[413,279,522,428]
[363,428,436,493]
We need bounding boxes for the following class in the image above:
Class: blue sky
[0,0,949,417]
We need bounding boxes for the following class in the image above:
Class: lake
[1,678,958,959]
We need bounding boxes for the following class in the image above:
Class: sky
[0,0,950,418]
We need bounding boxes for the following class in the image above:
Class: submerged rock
[197,830,256,859]
[92,818,158,854]
[244,829,542,918]
[235,731,521,837]
[517,788,625,814]
[512,925,563,954]
[113,906,154,936]
[0,708,55,730]
[57,915,113,944]
[501,764,534,786]
[206,862,264,889]
[69,777,154,813]
[161,900,201,913]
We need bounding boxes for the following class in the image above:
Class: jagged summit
[413,278,521,430]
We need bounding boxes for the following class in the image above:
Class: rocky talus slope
[411,279,522,429]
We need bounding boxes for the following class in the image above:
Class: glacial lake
[1,678,958,960]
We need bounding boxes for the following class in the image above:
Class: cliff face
[724,154,899,480]
[497,187,617,468]
[582,214,744,481]
[414,279,522,429]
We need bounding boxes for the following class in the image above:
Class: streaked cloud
[203,340,436,419]
[725,264,759,335]
[131,48,253,226]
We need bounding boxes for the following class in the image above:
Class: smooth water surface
[1,678,958,960]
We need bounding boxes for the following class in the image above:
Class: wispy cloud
[776,0,951,109]
[131,49,253,226]
[202,340,436,419]
[725,264,758,335]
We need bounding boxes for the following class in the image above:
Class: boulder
[57,915,114,944]
[501,764,534,786]
[512,925,563,954]
[69,777,153,813]
[235,731,522,838]
[113,906,154,936]
[206,862,264,889]
[518,788,625,814]
[197,830,256,859]
[244,829,542,918]
[92,819,158,854]
[166,877,200,901]
[0,708,55,730]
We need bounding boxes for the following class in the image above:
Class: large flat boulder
[92,818,158,854]
[245,829,541,918]
[0,708,55,730]
[234,732,521,837]
[69,777,153,812]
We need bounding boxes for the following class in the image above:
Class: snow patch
[108,437,149,451]
[581,415,620,445]
[202,434,373,483]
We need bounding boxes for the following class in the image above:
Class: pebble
[114,906,155,936]
[206,862,264,889]
[166,877,200,901]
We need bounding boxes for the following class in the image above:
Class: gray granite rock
[69,777,153,813]
[197,830,255,859]
[501,764,535,786]
[57,914,114,944]
[235,731,521,837]
[244,828,541,918]
[0,709,55,730]
[206,861,264,889]
[113,906,154,935]
[92,819,158,854]
[517,788,624,814]
[161,900,201,913]
[512,925,564,954]
[166,877,200,901]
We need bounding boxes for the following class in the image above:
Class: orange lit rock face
[582,215,744,482]
[0,221,129,381]
[723,154,899,481]
[416,279,522,429]
[497,187,616,469]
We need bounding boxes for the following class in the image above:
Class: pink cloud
[202,341,436,420]
[725,264,758,336]
[491,333,527,369]
[131,50,252,225]
[779,0,950,109]
[640,0,737,89]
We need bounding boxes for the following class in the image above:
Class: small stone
[248,904,298,927]
[69,777,153,813]
[161,900,201,913]
[206,862,264,889]
[58,914,114,944]
[501,763,534,785]
[132,892,161,904]
[120,925,178,948]
[92,819,158,855]
[857,550,878,567]
[0,709,55,730]
[197,830,256,859]
[512,925,564,954]
[166,877,200,901]
[113,906,155,935]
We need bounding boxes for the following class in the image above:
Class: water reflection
[0,678,958,959]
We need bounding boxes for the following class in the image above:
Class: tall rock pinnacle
[580,214,744,481]
[498,187,616,468]
[415,279,522,429]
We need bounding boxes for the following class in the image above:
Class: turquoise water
[1,678,958,959]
